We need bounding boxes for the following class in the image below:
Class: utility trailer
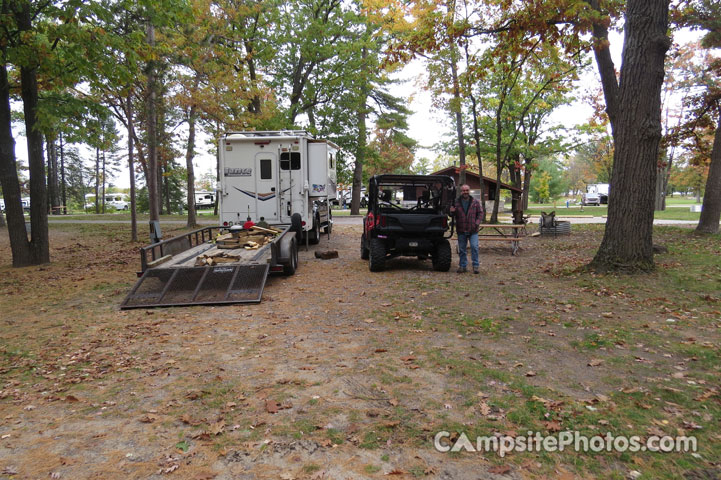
[219,131,338,244]
[120,224,298,309]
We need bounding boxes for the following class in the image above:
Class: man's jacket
[454,196,483,234]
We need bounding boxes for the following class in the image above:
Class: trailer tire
[283,238,298,276]
[309,217,320,245]
[369,238,386,272]
[360,233,369,260]
[432,239,452,272]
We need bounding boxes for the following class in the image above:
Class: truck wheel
[369,238,386,272]
[360,233,369,260]
[283,238,298,276]
[309,217,320,245]
[432,239,452,272]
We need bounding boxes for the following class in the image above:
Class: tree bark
[350,101,367,216]
[101,150,106,214]
[186,103,198,228]
[522,166,532,211]
[16,0,49,265]
[590,0,670,272]
[350,46,369,216]
[94,147,100,213]
[20,62,50,264]
[146,22,160,222]
[450,56,466,186]
[696,115,721,233]
[59,132,66,214]
[127,94,137,241]
[470,92,487,222]
[46,136,59,215]
[0,63,32,265]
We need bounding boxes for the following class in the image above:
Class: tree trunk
[522,167,532,211]
[146,22,160,222]
[696,115,721,234]
[186,104,198,228]
[469,93,487,222]
[450,57,466,186]
[59,132,66,214]
[127,94,137,242]
[95,147,100,213]
[0,63,32,265]
[590,0,670,272]
[101,150,106,214]
[46,136,59,215]
[654,160,666,210]
[18,7,50,265]
[350,101,367,216]
[163,162,171,215]
[491,97,504,223]
[350,47,368,216]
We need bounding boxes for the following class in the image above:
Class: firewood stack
[215,225,282,250]
[194,252,241,266]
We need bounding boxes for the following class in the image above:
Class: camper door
[254,152,279,222]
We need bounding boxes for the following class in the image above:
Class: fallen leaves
[140,414,159,423]
[265,400,279,414]
[488,465,511,475]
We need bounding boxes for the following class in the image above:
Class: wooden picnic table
[476,223,524,255]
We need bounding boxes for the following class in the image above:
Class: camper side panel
[307,142,337,198]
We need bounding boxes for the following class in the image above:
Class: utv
[361,174,456,272]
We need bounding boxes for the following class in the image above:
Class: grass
[524,205,703,221]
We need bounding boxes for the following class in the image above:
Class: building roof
[432,166,522,193]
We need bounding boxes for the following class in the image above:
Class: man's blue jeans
[457,232,479,269]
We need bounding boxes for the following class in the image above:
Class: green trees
[0,0,116,266]
[679,0,721,234]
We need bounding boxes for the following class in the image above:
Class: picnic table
[476,224,524,255]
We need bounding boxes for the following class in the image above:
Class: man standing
[450,184,483,274]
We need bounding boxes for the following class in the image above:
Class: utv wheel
[432,239,452,272]
[309,217,321,245]
[360,233,369,260]
[368,238,386,272]
[283,239,298,276]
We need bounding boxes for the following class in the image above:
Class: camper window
[260,159,272,179]
[280,152,301,170]
[329,153,334,169]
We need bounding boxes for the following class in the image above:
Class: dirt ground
[0,223,719,480]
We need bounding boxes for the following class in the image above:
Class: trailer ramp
[120,263,270,309]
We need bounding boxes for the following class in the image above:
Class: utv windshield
[368,175,455,214]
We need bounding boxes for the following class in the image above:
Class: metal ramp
[120,264,270,309]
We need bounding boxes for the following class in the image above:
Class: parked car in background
[582,184,601,206]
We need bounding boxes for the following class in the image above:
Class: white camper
[194,191,215,209]
[218,131,337,243]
